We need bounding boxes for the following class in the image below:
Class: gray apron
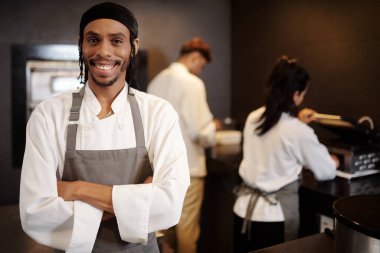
[234,180,299,241]
[56,87,158,253]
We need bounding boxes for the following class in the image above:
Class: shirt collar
[83,82,128,116]
[171,62,189,73]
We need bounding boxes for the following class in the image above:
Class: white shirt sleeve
[181,79,216,147]
[19,106,103,252]
[112,100,190,244]
[296,125,336,181]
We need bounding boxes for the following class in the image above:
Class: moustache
[88,58,122,66]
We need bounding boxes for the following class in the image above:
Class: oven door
[27,60,82,116]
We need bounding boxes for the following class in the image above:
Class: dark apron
[56,87,158,253]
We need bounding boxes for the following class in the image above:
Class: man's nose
[97,41,112,57]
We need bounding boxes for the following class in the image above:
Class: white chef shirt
[233,107,336,222]
[148,62,216,177]
[19,84,190,252]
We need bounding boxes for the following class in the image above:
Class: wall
[231,0,380,131]
[0,0,231,204]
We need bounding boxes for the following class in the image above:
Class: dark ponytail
[255,55,310,135]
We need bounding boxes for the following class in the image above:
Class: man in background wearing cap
[19,2,189,252]
[148,37,221,253]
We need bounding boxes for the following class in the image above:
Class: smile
[94,63,116,71]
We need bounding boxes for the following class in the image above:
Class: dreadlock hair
[78,2,139,92]
[255,55,310,136]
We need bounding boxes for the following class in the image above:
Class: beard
[89,72,119,87]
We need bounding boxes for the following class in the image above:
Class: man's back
[148,61,215,177]
[148,62,201,112]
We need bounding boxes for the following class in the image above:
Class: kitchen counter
[252,232,333,253]
[299,169,380,236]
[198,144,242,253]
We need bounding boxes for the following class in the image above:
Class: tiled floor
[0,204,52,253]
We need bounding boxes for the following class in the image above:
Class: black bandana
[80,2,138,38]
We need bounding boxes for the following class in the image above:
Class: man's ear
[133,38,139,55]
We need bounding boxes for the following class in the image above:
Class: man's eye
[88,38,98,44]
[112,39,123,44]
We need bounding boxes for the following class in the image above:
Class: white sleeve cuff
[66,201,102,253]
[112,184,152,244]
[197,121,216,147]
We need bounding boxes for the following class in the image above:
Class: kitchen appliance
[333,194,380,253]
[328,144,380,174]
[312,113,380,174]
[26,60,82,116]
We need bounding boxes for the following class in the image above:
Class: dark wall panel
[231,0,380,130]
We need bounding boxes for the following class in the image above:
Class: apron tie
[233,183,278,240]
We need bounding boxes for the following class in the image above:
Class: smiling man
[19,2,190,253]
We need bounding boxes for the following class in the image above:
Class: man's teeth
[95,64,114,70]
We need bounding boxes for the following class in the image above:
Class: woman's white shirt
[233,107,336,222]
[19,84,190,252]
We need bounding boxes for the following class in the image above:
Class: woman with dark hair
[233,55,339,252]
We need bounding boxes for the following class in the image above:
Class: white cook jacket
[233,107,336,222]
[19,84,190,252]
[148,62,216,177]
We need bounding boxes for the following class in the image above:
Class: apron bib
[56,87,158,253]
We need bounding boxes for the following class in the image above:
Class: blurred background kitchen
[1,0,380,252]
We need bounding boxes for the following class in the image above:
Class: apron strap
[234,183,278,239]
[128,92,146,148]
[65,85,146,151]
[66,87,85,151]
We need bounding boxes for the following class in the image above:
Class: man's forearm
[58,180,114,213]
